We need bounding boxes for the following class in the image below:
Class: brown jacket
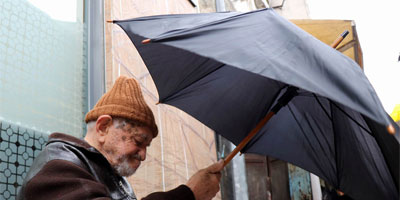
[17,133,195,200]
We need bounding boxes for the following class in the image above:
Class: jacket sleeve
[142,185,195,200]
[22,159,111,200]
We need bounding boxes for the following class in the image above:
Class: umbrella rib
[240,85,287,153]
[357,126,391,189]
[287,104,334,181]
[302,111,338,180]
[331,104,342,188]
[311,94,336,157]
[311,80,375,188]
[330,101,372,135]
[151,9,267,42]
[312,93,332,120]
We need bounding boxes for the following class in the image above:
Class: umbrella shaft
[223,111,275,167]
[223,86,298,167]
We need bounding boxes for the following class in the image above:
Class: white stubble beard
[114,155,139,177]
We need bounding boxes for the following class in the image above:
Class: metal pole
[88,0,106,110]
[310,173,322,200]
[216,0,226,12]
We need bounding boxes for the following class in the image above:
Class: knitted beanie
[85,76,158,137]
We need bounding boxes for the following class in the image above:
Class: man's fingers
[208,171,221,181]
[207,160,225,173]
[215,172,222,181]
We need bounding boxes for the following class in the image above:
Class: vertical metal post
[87,0,106,110]
[216,0,226,12]
[230,143,249,200]
[310,173,322,200]
[214,2,249,200]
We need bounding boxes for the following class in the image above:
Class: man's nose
[139,148,146,161]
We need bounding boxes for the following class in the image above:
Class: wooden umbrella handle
[222,87,298,167]
[223,111,275,167]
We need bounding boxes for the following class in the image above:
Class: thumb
[207,160,225,173]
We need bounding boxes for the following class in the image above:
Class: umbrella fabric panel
[363,115,400,188]
[330,103,398,200]
[127,32,287,145]
[117,9,390,126]
[127,34,226,101]
[244,92,337,184]
[161,64,285,145]
[244,92,397,200]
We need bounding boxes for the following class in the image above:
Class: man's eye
[134,136,144,142]
[134,138,144,146]
[132,135,150,147]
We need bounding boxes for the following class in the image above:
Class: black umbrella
[110,8,399,200]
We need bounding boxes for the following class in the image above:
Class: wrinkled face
[102,119,153,177]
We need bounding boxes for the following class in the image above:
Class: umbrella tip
[106,20,114,23]
[387,124,396,135]
[142,39,151,44]
[341,30,349,38]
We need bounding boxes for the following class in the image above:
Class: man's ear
[96,115,113,143]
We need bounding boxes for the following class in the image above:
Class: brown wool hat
[85,76,158,137]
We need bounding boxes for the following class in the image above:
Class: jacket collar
[48,132,100,154]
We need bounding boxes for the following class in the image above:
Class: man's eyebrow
[133,133,152,146]
[136,133,149,140]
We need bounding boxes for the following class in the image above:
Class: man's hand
[186,160,224,200]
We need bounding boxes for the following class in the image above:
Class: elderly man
[17,76,223,200]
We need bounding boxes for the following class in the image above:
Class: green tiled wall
[0,120,48,200]
[0,1,88,199]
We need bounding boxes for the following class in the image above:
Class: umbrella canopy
[113,8,399,200]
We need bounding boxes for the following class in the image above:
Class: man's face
[102,119,153,177]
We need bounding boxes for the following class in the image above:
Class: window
[0,0,88,137]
